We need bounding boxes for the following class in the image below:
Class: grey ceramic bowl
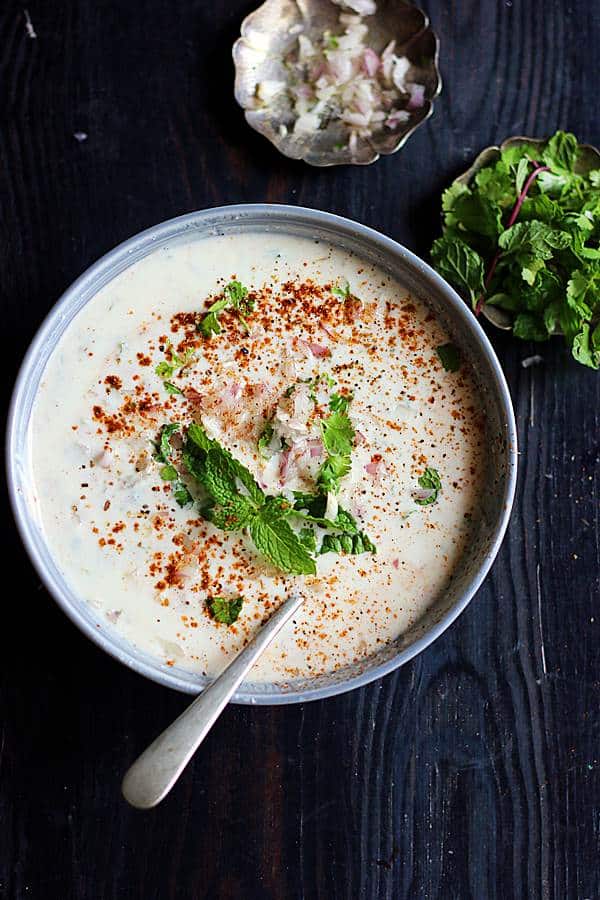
[6,205,517,704]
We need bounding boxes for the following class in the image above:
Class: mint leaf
[182,426,315,573]
[153,424,193,506]
[541,130,578,175]
[292,495,376,557]
[187,422,215,453]
[415,468,442,506]
[572,323,600,369]
[250,500,316,575]
[298,526,317,553]
[292,493,354,530]
[447,191,502,238]
[566,268,598,319]
[515,157,530,195]
[183,424,265,524]
[498,220,571,259]
[435,343,461,372]
[319,531,376,556]
[164,381,183,395]
[433,130,600,367]
[430,237,485,307]
[206,496,257,531]
[204,447,264,508]
[207,596,244,625]
[513,313,550,341]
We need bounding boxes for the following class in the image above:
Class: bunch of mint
[431,131,600,368]
[178,423,375,576]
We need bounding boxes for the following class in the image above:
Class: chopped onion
[362,47,380,77]
[324,491,339,522]
[332,0,376,14]
[306,341,330,358]
[407,83,426,109]
[256,5,425,152]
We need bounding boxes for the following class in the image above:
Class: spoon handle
[121,592,304,809]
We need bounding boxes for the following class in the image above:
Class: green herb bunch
[431,131,600,368]
[166,422,376,577]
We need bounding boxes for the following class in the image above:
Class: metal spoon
[122,592,305,809]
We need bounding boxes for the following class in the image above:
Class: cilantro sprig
[318,410,355,493]
[207,596,244,625]
[329,391,353,413]
[155,345,196,395]
[154,424,193,506]
[431,130,600,368]
[198,280,256,337]
[414,468,442,506]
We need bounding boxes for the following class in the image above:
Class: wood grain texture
[1,1,598,898]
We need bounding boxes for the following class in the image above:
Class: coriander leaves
[154,423,192,507]
[155,345,196,393]
[435,343,461,372]
[318,410,355,493]
[414,468,442,506]
[431,130,600,368]
[257,422,275,458]
[207,596,244,625]
[198,280,256,337]
[329,391,353,413]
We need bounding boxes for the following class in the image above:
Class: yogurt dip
[29,232,485,682]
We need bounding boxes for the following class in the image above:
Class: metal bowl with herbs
[431,131,600,368]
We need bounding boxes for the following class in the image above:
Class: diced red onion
[407,83,425,110]
[413,488,435,501]
[306,341,331,358]
[362,48,380,77]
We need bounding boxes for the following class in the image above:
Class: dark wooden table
[1,1,599,897]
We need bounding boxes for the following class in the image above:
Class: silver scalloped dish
[232,0,441,167]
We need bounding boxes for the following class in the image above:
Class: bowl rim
[6,203,517,704]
